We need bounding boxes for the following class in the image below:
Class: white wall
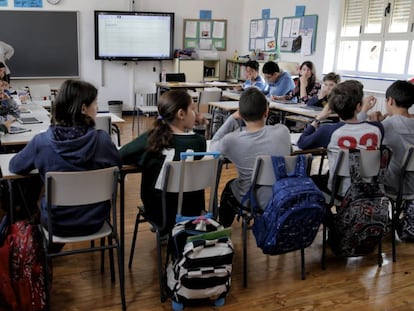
[4,0,392,112]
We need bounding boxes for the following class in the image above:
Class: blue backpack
[251,155,326,255]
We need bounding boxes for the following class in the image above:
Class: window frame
[334,0,414,80]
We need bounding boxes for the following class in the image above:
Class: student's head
[147,90,195,154]
[53,79,98,127]
[239,87,268,122]
[323,72,341,95]
[245,60,260,80]
[299,61,317,91]
[385,80,414,110]
[329,80,364,120]
[262,61,281,83]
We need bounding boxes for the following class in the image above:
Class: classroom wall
[4,0,392,112]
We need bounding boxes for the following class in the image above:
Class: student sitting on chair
[234,60,266,93]
[119,90,207,235]
[9,79,122,237]
[297,80,384,195]
[286,60,321,105]
[306,72,341,108]
[210,88,291,227]
[262,61,295,100]
[364,80,414,195]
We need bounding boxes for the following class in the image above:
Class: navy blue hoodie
[9,126,122,236]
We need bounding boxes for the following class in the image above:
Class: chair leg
[100,238,105,274]
[128,212,141,268]
[301,247,306,280]
[108,236,116,283]
[378,239,383,267]
[116,238,127,311]
[321,224,327,270]
[155,230,166,302]
[391,203,397,262]
[41,231,51,311]
[242,217,248,288]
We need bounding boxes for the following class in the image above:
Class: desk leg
[119,172,126,298]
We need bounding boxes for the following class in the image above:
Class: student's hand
[231,110,242,120]
[368,111,388,122]
[233,85,242,91]
[299,75,308,87]
[361,96,376,113]
[271,95,288,101]
[195,112,208,126]
[318,86,329,99]
[317,104,332,121]
[3,118,14,130]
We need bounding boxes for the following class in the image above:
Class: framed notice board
[249,17,279,52]
[183,19,227,51]
[280,15,318,55]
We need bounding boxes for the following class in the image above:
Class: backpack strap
[293,154,308,178]
[271,156,288,179]
[348,150,362,183]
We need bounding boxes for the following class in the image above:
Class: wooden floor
[51,115,414,311]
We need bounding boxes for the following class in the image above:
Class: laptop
[17,117,43,124]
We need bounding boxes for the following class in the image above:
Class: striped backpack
[166,214,233,310]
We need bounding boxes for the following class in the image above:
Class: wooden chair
[389,144,414,262]
[128,151,222,302]
[239,154,313,287]
[40,167,125,310]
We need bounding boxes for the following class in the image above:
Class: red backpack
[0,219,47,311]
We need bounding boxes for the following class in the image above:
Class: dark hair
[245,60,259,71]
[299,61,316,94]
[262,61,280,75]
[0,62,5,69]
[385,80,414,109]
[239,87,268,121]
[323,72,341,84]
[329,80,364,120]
[53,79,97,127]
[147,90,193,154]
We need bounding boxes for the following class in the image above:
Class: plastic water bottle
[161,70,167,83]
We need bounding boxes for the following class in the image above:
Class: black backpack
[328,149,390,257]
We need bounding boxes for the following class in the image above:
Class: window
[336,0,414,79]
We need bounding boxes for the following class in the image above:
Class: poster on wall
[183,19,227,50]
[280,15,318,54]
[249,17,278,52]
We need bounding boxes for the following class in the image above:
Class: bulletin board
[249,17,279,52]
[183,19,227,51]
[280,15,318,55]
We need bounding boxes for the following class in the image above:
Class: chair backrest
[198,89,222,113]
[46,166,119,206]
[95,115,112,134]
[160,73,186,82]
[333,149,381,178]
[397,144,414,200]
[252,154,312,186]
[161,153,221,214]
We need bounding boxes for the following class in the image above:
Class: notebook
[9,126,32,134]
[17,117,43,124]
